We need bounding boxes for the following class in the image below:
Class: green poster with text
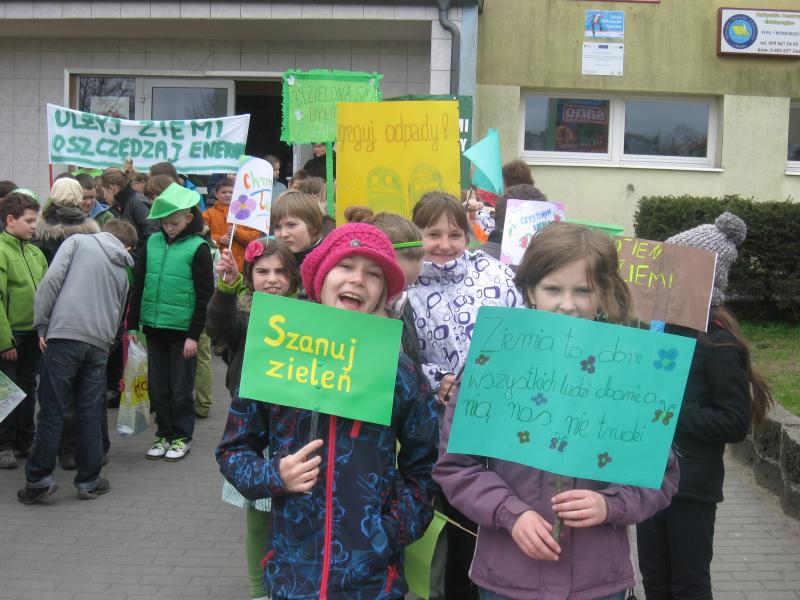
[447,307,695,489]
[281,69,382,143]
[239,293,402,425]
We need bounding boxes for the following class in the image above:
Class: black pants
[636,498,717,600]
[0,333,40,452]
[147,336,197,442]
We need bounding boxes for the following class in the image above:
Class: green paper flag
[447,307,695,488]
[239,293,402,425]
[404,511,447,599]
[464,128,503,194]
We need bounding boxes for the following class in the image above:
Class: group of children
[0,159,771,600]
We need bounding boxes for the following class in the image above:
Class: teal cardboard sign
[239,293,402,425]
[447,307,695,489]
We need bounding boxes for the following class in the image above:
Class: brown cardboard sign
[615,236,717,331]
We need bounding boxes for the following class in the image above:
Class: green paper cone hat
[148,183,200,219]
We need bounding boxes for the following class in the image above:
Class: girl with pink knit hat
[217,223,439,600]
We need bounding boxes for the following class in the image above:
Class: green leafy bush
[634,195,800,321]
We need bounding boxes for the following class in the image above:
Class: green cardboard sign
[404,511,447,599]
[281,69,383,143]
[447,307,696,489]
[239,293,402,425]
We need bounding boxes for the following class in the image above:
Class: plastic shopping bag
[116,339,150,438]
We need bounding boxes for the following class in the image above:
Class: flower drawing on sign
[597,452,612,468]
[294,110,303,121]
[653,348,678,371]
[532,393,548,406]
[519,234,531,249]
[580,355,596,374]
[475,354,490,366]
[517,431,531,444]
[231,194,256,220]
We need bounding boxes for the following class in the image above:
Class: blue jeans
[25,339,108,492]
[480,588,625,600]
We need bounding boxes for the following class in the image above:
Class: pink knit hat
[301,223,406,303]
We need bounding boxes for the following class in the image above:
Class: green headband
[392,241,423,249]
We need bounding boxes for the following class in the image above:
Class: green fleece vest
[140,232,205,331]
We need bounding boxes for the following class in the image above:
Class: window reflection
[78,76,136,119]
[151,87,228,120]
[624,99,708,157]
[788,106,800,161]
[525,97,609,153]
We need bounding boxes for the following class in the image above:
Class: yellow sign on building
[335,100,461,222]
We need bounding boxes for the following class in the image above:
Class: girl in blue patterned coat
[216,223,440,600]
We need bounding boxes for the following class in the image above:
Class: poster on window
[551,99,609,153]
[89,96,130,119]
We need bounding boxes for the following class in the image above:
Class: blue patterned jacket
[216,353,439,600]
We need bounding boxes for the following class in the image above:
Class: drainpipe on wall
[437,0,461,96]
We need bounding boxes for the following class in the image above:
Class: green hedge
[634,195,800,322]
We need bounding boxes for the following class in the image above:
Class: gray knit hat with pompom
[665,212,747,306]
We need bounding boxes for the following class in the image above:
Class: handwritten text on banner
[46,104,250,173]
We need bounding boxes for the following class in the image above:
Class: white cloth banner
[46,104,250,173]
[227,156,273,233]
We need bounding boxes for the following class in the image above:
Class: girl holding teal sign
[216,223,439,600]
[207,238,300,600]
[434,222,680,600]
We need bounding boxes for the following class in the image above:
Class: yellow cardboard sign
[335,100,461,223]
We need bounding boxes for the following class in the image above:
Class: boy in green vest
[127,183,214,462]
[0,191,48,469]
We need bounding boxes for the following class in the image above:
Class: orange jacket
[202,203,262,271]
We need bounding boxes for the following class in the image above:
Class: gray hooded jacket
[34,232,133,352]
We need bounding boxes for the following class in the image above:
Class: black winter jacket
[668,321,751,504]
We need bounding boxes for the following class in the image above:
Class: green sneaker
[146,437,170,460]
[164,439,191,462]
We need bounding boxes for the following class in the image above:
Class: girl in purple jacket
[434,222,680,600]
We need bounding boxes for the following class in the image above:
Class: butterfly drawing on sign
[580,355,596,374]
[651,401,677,426]
[549,433,568,453]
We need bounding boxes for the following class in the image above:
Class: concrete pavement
[0,357,799,599]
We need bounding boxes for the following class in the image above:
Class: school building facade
[474,0,800,231]
[0,0,479,200]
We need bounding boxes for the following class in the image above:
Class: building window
[521,93,718,169]
[78,76,136,119]
[524,97,610,154]
[788,103,800,173]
